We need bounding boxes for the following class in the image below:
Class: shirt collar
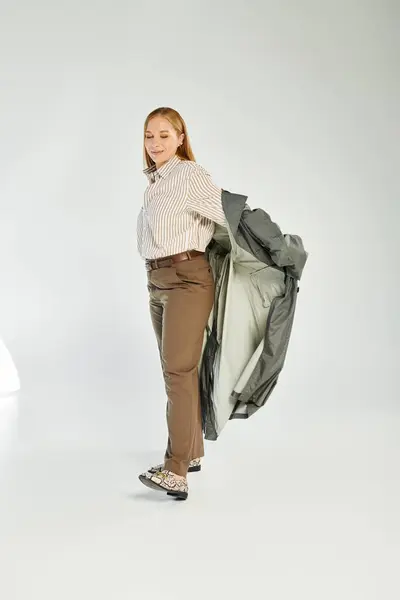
[143,154,181,183]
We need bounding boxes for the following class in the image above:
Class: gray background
[0,1,399,598]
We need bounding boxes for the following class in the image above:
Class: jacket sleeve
[186,165,226,226]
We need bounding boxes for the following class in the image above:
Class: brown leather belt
[145,250,204,271]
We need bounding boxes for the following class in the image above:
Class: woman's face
[144,116,184,168]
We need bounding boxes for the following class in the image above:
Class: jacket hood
[220,189,308,280]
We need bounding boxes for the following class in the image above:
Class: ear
[179,133,185,146]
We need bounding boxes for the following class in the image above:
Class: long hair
[143,107,196,169]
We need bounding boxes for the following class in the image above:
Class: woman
[137,107,226,500]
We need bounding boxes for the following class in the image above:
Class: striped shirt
[137,154,226,260]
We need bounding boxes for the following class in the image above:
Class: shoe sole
[138,474,188,501]
[188,465,201,472]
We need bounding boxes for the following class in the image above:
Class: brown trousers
[147,254,215,477]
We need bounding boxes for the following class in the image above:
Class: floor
[0,381,399,599]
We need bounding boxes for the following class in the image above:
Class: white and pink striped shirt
[137,155,226,260]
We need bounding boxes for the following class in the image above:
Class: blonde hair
[143,107,196,169]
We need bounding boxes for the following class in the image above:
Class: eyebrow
[145,129,170,133]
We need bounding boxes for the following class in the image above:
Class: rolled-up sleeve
[186,165,226,226]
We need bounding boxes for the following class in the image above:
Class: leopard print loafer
[139,469,189,500]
